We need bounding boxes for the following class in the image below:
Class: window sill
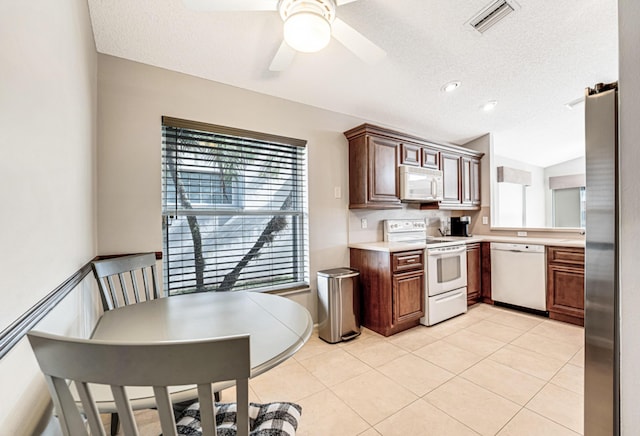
[264,285,311,297]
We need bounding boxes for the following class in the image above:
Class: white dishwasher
[490,243,546,311]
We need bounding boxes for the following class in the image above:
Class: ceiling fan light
[283,11,331,53]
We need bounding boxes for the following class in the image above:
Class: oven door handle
[428,246,466,256]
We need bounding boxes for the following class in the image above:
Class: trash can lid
[317,267,359,278]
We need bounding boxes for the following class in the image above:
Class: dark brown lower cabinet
[393,270,425,323]
[350,248,425,337]
[466,242,481,305]
[480,241,493,304]
[546,246,585,326]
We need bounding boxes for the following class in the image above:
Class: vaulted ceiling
[87,0,618,167]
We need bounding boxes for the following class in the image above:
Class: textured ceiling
[87,0,618,167]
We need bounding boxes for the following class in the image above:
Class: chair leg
[110,412,119,436]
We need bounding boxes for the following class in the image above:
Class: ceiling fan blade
[332,18,386,64]
[269,41,297,72]
[336,0,360,5]
[182,0,278,11]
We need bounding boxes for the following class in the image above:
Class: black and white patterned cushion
[176,402,302,436]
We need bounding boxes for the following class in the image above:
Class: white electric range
[384,219,468,326]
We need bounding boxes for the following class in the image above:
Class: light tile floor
[105,303,585,436]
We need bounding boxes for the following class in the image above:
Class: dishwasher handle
[490,242,545,253]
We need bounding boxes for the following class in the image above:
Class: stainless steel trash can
[317,268,361,343]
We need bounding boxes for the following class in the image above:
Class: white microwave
[399,165,443,202]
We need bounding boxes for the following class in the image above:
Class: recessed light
[481,100,498,111]
[441,81,461,92]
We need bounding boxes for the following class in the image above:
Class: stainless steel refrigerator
[584,81,619,436]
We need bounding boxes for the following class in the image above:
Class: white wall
[96,55,373,321]
[0,0,98,433]
[492,156,546,228]
[618,1,640,433]
[348,207,452,243]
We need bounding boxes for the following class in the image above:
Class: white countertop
[348,235,585,252]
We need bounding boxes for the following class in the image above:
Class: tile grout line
[414,306,581,435]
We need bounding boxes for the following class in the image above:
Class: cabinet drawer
[548,246,585,266]
[392,250,424,272]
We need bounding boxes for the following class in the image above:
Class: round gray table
[87,291,313,412]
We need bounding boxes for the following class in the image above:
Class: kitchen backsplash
[348,205,452,243]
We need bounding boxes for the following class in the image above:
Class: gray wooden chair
[91,252,164,434]
[91,253,162,311]
[28,331,302,436]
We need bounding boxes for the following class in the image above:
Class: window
[552,186,586,228]
[176,170,234,206]
[161,117,308,295]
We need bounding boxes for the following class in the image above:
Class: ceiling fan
[183,0,386,71]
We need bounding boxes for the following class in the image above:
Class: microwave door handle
[431,178,437,198]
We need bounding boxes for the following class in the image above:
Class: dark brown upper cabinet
[345,124,483,210]
[422,146,440,169]
[346,125,401,209]
[399,142,421,166]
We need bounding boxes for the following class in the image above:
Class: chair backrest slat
[141,267,151,301]
[76,381,105,436]
[48,375,90,436]
[117,273,132,306]
[151,263,161,298]
[129,269,141,303]
[27,331,251,436]
[92,253,160,311]
[197,383,216,436]
[103,275,118,310]
[112,385,138,436]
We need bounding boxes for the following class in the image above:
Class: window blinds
[161,117,308,295]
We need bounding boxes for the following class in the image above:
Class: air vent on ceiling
[468,0,518,34]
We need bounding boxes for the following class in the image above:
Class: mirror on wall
[492,154,586,230]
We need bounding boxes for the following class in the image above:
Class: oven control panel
[384,219,426,233]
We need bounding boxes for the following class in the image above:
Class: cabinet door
[546,246,585,326]
[440,152,461,204]
[466,243,481,305]
[367,136,400,204]
[461,157,473,205]
[399,143,421,166]
[392,270,425,324]
[547,265,584,325]
[422,146,440,169]
[461,157,481,206]
[470,158,481,206]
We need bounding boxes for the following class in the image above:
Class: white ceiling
[87,0,618,167]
